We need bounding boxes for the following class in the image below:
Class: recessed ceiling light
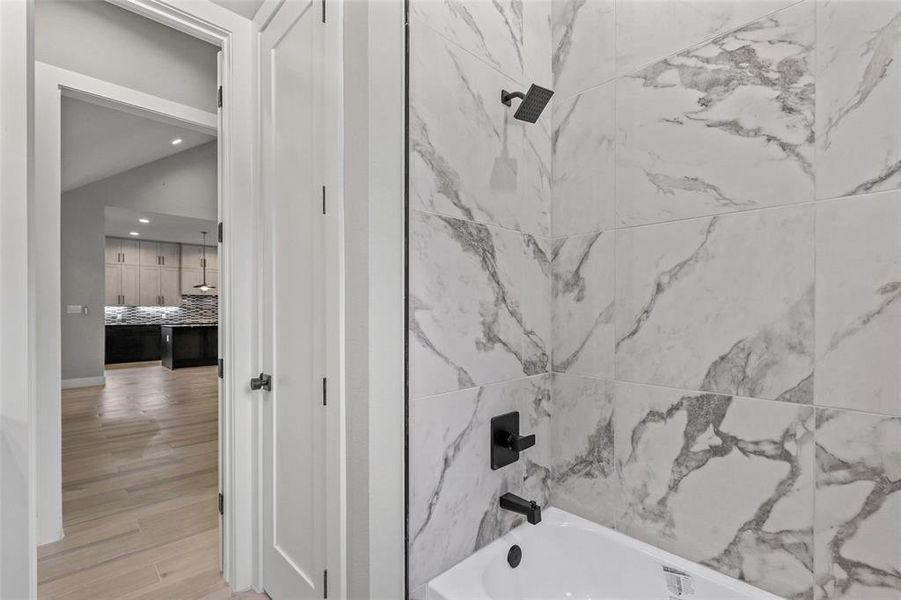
[171,138,183,145]
[129,231,140,236]
[138,218,150,224]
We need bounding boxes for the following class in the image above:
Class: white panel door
[260,1,326,598]
[105,264,121,305]
[159,243,180,267]
[159,267,181,305]
[121,264,140,306]
[139,266,161,306]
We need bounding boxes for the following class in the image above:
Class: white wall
[0,0,35,596]
[35,0,219,111]
[60,141,218,382]
[342,1,406,598]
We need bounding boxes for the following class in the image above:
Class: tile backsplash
[105,295,218,325]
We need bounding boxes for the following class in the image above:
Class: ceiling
[61,96,216,192]
[207,0,265,19]
[105,206,218,245]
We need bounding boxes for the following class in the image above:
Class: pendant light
[193,231,216,292]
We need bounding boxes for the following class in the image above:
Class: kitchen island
[160,324,218,369]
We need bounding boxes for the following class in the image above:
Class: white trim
[60,376,106,390]
[98,2,260,590]
[0,0,36,596]
[342,1,407,597]
[324,2,348,597]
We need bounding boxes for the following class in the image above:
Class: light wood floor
[38,362,268,600]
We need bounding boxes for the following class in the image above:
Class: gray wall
[60,193,105,381]
[35,0,219,111]
[61,142,217,380]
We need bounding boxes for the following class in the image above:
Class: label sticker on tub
[663,566,695,598]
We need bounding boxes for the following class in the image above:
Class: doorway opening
[29,1,258,597]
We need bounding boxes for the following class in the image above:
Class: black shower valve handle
[502,431,535,453]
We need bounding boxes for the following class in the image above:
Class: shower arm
[501,90,525,106]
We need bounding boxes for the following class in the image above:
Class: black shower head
[501,84,554,123]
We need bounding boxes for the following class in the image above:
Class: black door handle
[250,372,272,391]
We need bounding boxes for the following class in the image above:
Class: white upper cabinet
[103,237,217,305]
[106,237,141,265]
[159,243,180,267]
[139,241,160,266]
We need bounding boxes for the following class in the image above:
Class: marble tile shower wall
[406,0,553,594]
[548,2,901,600]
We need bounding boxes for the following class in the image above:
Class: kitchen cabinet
[139,266,160,305]
[106,237,140,266]
[139,241,180,267]
[160,325,218,369]
[160,268,181,305]
[182,244,217,269]
[105,325,162,363]
[180,267,218,296]
[104,237,219,305]
[139,265,181,306]
[106,263,139,306]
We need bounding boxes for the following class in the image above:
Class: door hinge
[217,358,224,379]
[217,86,223,108]
[322,377,327,406]
[321,0,325,23]
[217,221,223,243]
[321,185,326,215]
[218,492,224,515]
[323,569,328,598]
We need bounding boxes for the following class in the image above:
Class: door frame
[29,0,261,592]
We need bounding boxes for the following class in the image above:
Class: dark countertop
[106,322,217,327]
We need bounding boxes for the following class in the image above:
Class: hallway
[37,362,266,600]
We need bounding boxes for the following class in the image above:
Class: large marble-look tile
[616,1,815,227]
[616,382,815,599]
[814,409,901,600]
[410,24,548,236]
[409,378,549,589]
[411,0,551,86]
[552,0,615,99]
[816,0,901,200]
[816,192,901,416]
[521,234,552,377]
[518,375,553,507]
[615,205,815,402]
[552,82,615,237]
[615,0,801,76]
[551,232,614,379]
[548,374,618,527]
[410,211,549,398]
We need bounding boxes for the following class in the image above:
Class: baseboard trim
[61,376,106,389]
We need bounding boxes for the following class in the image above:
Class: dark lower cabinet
[160,325,218,369]
[105,325,162,363]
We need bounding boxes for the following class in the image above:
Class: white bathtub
[426,508,784,600]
